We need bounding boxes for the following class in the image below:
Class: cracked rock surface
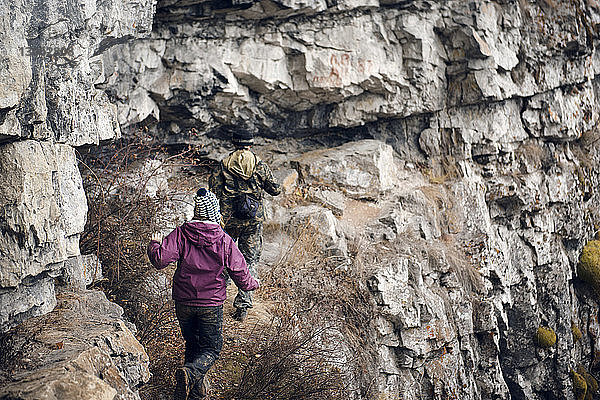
[0,290,150,400]
[0,0,155,397]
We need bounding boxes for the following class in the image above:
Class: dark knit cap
[231,128,254,147]
[194,188,221,223]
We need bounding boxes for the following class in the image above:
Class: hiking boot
[174,367,192,400]
[232,307,247,322]
[189,375,210,399]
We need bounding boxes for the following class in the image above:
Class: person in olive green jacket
[209,128,281,321]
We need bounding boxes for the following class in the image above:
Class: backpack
[220,156,262,220]
[232,192,261,220]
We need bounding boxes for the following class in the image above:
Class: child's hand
[151,232,162,242]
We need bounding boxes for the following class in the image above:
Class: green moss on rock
[572,369,588,400]
[578,240,600,293]
[536,326,557,348]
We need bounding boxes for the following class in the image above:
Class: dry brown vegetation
[259,223,380,398]
[78,136,204,398]
[79,138,377,399]
[77,135,204,342]
[218,307,348,400]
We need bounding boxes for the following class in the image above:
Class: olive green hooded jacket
[209,149,281,223]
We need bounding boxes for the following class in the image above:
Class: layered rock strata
[0,0,155,329]
[105,0,600,137]
[102,0,600,398]
[0,0,156,397]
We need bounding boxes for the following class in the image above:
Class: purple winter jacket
[147,221,259,306]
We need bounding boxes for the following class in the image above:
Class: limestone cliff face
[239,130,597,399]
[0,0,155,396]
[3,0,600,399]
[105,0,600,136]
[104,1,600,399]
[0,0,155,330]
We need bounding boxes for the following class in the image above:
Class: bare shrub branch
[221,307,349,400]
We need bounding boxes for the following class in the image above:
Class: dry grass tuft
[422,156,462,185]
[259,224,379,398]
[220,308,348,400]
[515,141,545,170]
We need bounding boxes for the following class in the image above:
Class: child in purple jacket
[148,188,259,400]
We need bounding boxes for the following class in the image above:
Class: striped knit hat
[194,188,221,223]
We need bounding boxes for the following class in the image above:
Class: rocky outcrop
[99,0,600,398]
[0,0,155,330]
[0,289,150,400]
[0,0,156,397]
[255,134,600,399]
[0,141,86,330]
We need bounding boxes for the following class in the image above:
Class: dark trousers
[175,303,223,380]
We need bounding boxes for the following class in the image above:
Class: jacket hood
[181,222,224,246]
[224,149,260,180]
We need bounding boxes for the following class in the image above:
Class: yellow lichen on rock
[578,240,600,293]
[572,322,583,342]
[536,326,557,348]
[572,369,588,400]
[577,365,599,400]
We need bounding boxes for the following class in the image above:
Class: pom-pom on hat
[194,188,221,223]
[231,128,254,148]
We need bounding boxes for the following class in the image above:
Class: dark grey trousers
[175,303,223,380]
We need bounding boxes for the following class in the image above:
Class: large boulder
[0,290,150,400]
[0,141,87,331]
[291,139,398,200]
